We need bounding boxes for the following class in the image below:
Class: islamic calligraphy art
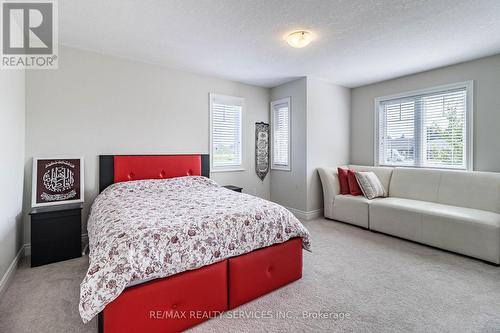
[32,158,84,207]
[255,122,270,181]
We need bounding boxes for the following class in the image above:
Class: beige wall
[269,78,308,212]
[0,70,25,287]
[306,77,350,212]
[351,54,500,172]
[270,77,351,215]
[24,46,270,245]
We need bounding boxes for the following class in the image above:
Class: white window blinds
[271,97,291,170]
[210,94,244,171]
[377,82,472,170]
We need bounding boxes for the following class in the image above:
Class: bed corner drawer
[228,238,303,309]
[103,260,228,333]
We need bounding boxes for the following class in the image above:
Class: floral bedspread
[79,176,311,322]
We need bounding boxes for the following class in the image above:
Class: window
[375,81,473,170]
[210,93,244,171]
[271,97,291,170]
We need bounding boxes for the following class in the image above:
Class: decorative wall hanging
[32,157,84,207]
[255,122,270,181]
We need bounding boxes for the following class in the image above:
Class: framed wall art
[31,157,84,207]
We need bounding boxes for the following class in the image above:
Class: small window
[210,93,245,171]
[271,97,291,170]
[375,81,473,170]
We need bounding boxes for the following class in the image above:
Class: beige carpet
[1,218,500,333]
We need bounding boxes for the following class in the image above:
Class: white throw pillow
[354,171,386,199]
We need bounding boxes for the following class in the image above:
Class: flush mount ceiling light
[285,30,313,48]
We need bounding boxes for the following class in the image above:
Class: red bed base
[97,155,304,333]
[100,238,303,333]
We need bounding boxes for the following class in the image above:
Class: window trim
[270,97,292,171]
[209,93,246,172]
[373,80,474,171]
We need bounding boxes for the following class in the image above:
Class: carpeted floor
[1,218,500,333]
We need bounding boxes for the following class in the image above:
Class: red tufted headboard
[99,154,210,192]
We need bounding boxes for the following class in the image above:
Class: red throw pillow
[337,167,350,195]
[347,169,362,196]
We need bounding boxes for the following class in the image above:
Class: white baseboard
[285,207,324,220]
[1,232,89,299]
[0,246,24,299]
[24,233,89,256]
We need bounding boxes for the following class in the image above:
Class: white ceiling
[60,0,500,88]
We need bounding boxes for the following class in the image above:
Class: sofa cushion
[370,197,500,263]
[389,168,500,214]
[337,167,350,195]
[369,197,428,242]
[389,168,441,202]
[347,170,362,196]
[437,170,500,214]
[355,171,386,199]
[349,165,393,195]
[333,195,379,228]
[421,209,500,264]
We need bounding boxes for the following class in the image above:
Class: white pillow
[354,171,386,199]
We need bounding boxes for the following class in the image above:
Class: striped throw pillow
[354,171,386,199]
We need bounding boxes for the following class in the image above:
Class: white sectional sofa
[318,165,500,265]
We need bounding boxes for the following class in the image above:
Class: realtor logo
[1,0,58,69]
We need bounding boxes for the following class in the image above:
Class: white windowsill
[378,164,469,171]
[271,166,291,171]
[211,168,246,173]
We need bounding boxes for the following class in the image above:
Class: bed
[79,154,311,333]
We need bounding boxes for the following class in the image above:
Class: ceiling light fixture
[286,30,313,48]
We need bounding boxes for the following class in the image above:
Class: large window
[375,81,473,170]
[271,97,291,170]
[210,93,244,171]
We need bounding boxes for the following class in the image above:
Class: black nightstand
[30,203,82,267]
[223,185,243,193]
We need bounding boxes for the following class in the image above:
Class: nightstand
[223,185,243,193]
[30,203,82,267]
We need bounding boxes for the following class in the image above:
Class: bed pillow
[347,169,363,196]
[337,167,350,195]
[354,171,386,199]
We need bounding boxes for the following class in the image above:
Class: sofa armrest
[318,167,340,218]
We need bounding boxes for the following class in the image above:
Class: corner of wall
[304,77,351,212]
[0,69,26,294]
